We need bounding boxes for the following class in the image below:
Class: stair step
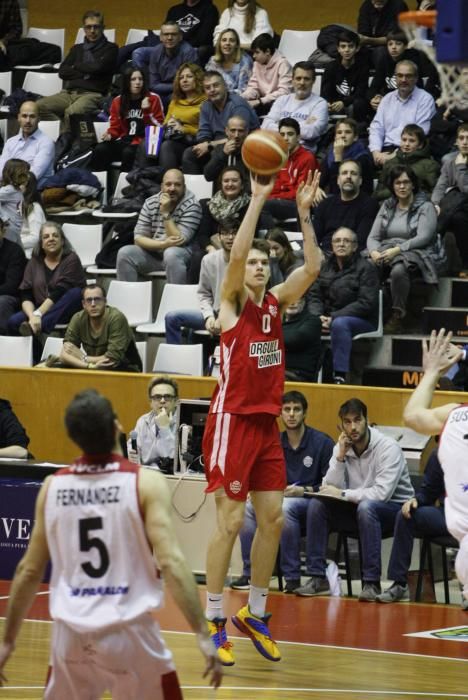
[452,278,468,308]
[391,333,468,367]
[422,307,468,334]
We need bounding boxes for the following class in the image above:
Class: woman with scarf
[367,164,441,334]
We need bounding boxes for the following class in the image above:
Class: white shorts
[44,613,181,700]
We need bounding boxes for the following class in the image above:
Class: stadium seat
[106,280,153,327]
[23,71,62,96]
[0,336,33,367]
[278,29,320,66]
[63,223,103,267]
[14,27,65,69]
[38,120,60,142]
[184,174,213,201]
[152,343,204,375]
[136,283,199,336]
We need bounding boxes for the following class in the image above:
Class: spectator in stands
[206,28,253,94]
[357,0,408,51]
[367,164,439,334]
[146,21,198,107]
[127,376,179,467]
[374,123,439,202]
[159,63,207,170]
[231,390,334,593]
[37,11,118,133]
[20,173,46,258]
[262,62,329,153]
[308,227,380,384]
[0,0,22,71]
[266,228,302,285]
[320,118,374,196]
[283,297,322,383]
[8,221,85,337]
[263,117,321,226]
[0,216,26,334]
[213,0,273,51]
[90,66,165,173]
[321,30,369,123]
[204,116,249,184]
[204,165,250,232]
[369,60,436,166]
[0,101,54,190]
[0,159,29,249]
[0,398,29,459]
[166,0,219,65]
[296,397,414,601]
[182,70,258,174]
[313,159,379,252]
[242,33,292,116]
[59,284,142,372]
[431,123,468,269]
[368,30,440,112]
[165,224,235,343]
[116,169,202,284]
[376,449,464,605]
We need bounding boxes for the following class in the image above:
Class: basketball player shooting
[202,169,322,666]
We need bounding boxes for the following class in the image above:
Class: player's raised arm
[403,329,463,435]
[221,173,275,301]
[139,468,223,690]
[272,170,323,309]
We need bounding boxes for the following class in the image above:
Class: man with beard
[313,159,379,252]
[295,397,413,601]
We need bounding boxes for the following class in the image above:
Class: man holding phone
[295,398,414,601]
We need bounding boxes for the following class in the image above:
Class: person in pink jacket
[90,65,165,172]
[242,33,292,116]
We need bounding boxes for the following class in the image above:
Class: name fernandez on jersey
[249,338,282,368]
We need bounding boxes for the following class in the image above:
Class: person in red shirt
[263,117,323,226]
[202,168,322,666]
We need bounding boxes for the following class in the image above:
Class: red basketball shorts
[202,412,286,500]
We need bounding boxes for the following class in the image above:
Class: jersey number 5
[79,517,110,578]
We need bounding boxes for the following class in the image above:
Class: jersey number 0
[79,517,110,578]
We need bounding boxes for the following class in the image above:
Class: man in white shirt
[262,61,329,153]
[0,101,54,187]
[369,59,436,166]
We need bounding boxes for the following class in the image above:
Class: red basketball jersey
[210,292,285,416]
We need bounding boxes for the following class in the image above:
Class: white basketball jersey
[438,404,468,542]
[45,455,163,632]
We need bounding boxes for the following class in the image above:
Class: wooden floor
[1,582,467,699]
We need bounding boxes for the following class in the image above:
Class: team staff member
[202,169,322,665]
[0,389,222,697]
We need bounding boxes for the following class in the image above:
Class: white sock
[248,584,268,618]
[206,592,224,620]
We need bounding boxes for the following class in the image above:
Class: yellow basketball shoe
[231,605,281,661]
[206,617,235,666]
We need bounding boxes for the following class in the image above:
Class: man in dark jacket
[166,0,219,64]
[357,0,408,49]
[308,227,379,383]
[0,217,26,334]
[37,10,118,133]
[0,399,30,458]
[283,296,322,383]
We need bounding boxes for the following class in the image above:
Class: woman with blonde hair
[0,158,30,246]
[213,0,273,50]
[159,62,207,169]
[206,28,252,93]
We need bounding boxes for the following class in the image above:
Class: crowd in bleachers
[0,0,467,387]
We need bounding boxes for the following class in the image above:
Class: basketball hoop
[399,10,468,111]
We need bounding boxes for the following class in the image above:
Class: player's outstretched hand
[296,170,321,211]
[250,172,275,199]
[422,329,463,376]
[199,635,223,689]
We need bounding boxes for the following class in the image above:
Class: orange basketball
[241,130,288,176]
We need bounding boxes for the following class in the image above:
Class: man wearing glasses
[128,377,179,468]
[37,10,118,133]
[59,284,142,372]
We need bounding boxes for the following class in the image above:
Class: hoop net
[399,10,468,111]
